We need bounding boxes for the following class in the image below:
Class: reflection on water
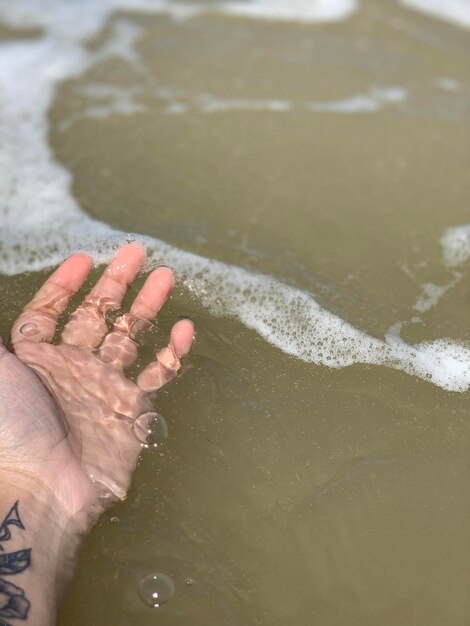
[0,0,470,624]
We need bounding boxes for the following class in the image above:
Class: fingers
[97,266,175,369]
[137,319,195,392]
[130,266,175,319]
[11,253,92,345]
[61,243,146,348]
[11,242,195,386]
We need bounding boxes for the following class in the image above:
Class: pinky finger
[137,319,195,392]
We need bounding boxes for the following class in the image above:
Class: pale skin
[0,243,194,625]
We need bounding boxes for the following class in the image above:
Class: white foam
[400,0,470,29]
[59,84,145,130]
[1,0,470,393]
[107,84,407,120]
[198,95,292,114]
[223,0,357,22]
[435,77,460,92]
[0,0,357,37]
[0,0,201,40]
[154,82,465,123]
[169,87,406,116]
[413,282,453,313]
[441,225,470,266]
[307,87,407,114]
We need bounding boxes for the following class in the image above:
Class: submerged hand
[0,243,194,526]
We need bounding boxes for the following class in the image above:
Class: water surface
[1,1,470,624]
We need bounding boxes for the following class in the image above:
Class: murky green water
[1,2,470,624]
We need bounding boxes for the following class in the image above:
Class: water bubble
[19,322,39,337]
[185,577,195,586]
[132,412,169,447]
[138,572,175,608]
[110,516,120,524]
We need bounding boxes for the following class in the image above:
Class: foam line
[1,1,470,393]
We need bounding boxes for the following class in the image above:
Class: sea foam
[222,0,357,22]
[400,0,470,29]
[441,225,470,267]
[0,0,357,37]
[1,0,470,393]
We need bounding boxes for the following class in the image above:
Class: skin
[0,243,194,624]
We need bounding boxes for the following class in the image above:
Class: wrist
[0,469,92,618]
[0,474,72,625]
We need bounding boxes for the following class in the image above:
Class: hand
[0,243,194,529]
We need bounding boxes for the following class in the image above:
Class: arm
[0,482,69,626]
[0,243,194,625]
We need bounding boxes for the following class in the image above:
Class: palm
[1,244,193,520]
[12,341,143,505]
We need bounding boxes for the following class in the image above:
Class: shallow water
[1,1,470,624]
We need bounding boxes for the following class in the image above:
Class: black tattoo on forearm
[0,502,31,624]
[0,551,31,576]
[0,578,30,622]
[0,503,24,547]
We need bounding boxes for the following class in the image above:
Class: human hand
[0,243,194,530]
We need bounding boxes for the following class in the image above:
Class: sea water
[0,1,470,625]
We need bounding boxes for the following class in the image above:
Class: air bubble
[132,412,169,447]
[110,516,120,524]
[138,572,175,608]
[19,322,39,337]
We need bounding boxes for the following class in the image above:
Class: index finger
[11,253,92,345]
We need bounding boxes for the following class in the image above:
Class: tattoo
[0,551,31,576]
[0,503,31,623]
[0,504,24,548]
[0,579,30,621]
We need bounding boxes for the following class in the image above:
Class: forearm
[0,477,79,626]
